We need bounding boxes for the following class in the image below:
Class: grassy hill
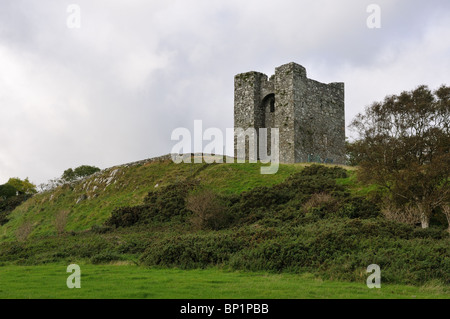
[1,156,322,239]
[0,155,448,291]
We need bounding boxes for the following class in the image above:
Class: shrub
[105,180,199,228]
[139,232,246,269]
[144,180,198,219]
[54,210,70,235]
[336,196,380,219]
[302,193,339,218]
[233,186,292,216]
[105,205,152,228]
[186,190,230,230]
[16,221,33,242]
[381,202,421,225]
[6,178,36,195]
[62,165,101,182]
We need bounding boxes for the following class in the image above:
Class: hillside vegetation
[0,156,448,287]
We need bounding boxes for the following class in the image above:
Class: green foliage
[137,219,449,284]
[350,85,450,228]
[139,232,246,268]
[0,183,18,200]
[105,180,198,228]
[62,165,101,182]
[74,165,101,178]
[106,205,152,228]
[6,178,36,195]
[62,168,75,182]
[336,196,380,219]
[143,180,198,219]
[186,190,232,230]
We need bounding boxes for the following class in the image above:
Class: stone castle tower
[234,62,345,164]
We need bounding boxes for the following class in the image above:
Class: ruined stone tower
[234,62,345,164]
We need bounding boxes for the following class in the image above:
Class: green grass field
[0,264,447,299]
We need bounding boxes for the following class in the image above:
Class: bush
[144,180,198,219]
[228,165,348,225]
[62,165,101,182]
[186,190,231,230]
[105,180,199,228]
[6,178,36,195]
[106,205,152,228]
[139,232,246,268]
[336,196,380,219]
[16,221,33,242]
[302,193,339,219]
[233,186,292,216]
[54,210,70,235]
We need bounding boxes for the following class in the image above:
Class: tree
[349,85,450,229]
[186,190,228,230]
[73,165,100,178]
[62,168,76,182]
[6,178,37,195]
[62,165,100,182]
[0,183,18,200]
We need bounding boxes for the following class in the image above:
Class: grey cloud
[0,0,449,184]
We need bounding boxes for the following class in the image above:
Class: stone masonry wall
[234,62,345,164]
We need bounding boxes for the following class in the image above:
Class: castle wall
[295,79,345,163]
[234,62,345,164]
[234,71,266,160]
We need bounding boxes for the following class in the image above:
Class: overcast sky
[0,0,449,185]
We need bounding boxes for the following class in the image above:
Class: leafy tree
[6,178,37,195]
[0,183,18,200]
[62,165,101,182]
[349,85,450,229]
[73,165,101,178]
[62,168,76,182]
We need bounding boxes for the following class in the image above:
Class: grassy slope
[0,158,355,241]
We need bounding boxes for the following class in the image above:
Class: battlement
[234,62,345,164]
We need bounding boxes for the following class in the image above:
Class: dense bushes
[139,232,247,268]
[143,180,198,219]
[136,218,449,284]
[106,205,152,228]
[105,180,198,228]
